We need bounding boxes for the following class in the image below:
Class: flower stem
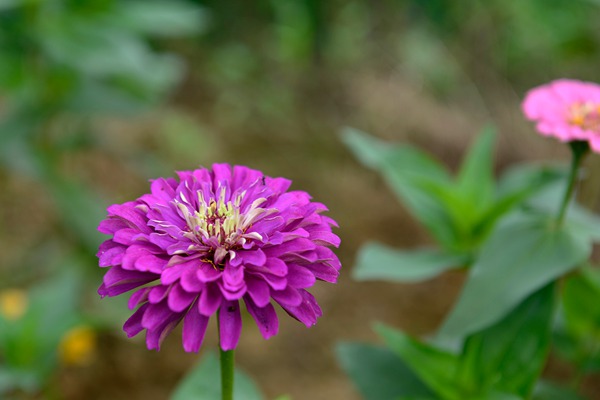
[556,141,589,226]
[217,310,234,400]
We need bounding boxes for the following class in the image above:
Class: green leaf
[170,351,264,400]
[456,125,496,213]
[562,267,600,337]
[496,163,566,200]
[458,285,554,397]
[353,242,468,282]
[532,380,587,400]
[341,128,458,248]
[115,0,208,37]
[336,342,435,400]
[375,323,461,400]
[341,127,397,169]
[436,214,589,348]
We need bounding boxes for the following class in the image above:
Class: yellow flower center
[173,187,269,265]
[568,102,600,131]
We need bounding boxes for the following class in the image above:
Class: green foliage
[349,286,554,400]
[553,265,600,378]
[375,324,461,400]
[342,127,564,283]
[0,0,206,115]
[0,270,89,395]
[353,244,469,283]
[436,213,590,347]
[336,342,434,400]
[457,285,554,398]
[340,125,600,399]
[170,351,264,400]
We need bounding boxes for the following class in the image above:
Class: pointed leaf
[456,125,496,211]
[532,380,587,400]
[437,214,589,348]
[458,284,554,397]
[353,242,468,282]
[375,323,461,400]
[342,128,457,247]
[336,342,435,400]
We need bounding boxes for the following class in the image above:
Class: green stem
[217,310,235,400]
[556,141,589,226]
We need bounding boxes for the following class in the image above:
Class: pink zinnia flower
[522,79,600,151]
[97,164,341,352]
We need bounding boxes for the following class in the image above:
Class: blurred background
[1,0,600,399]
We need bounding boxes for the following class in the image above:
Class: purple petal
[182,301,210,353]
[149,178,177,202]
[135,254,168,273]
[128,287,152,309]
[168,284,198,312]
[99,267,157,297]
[279,289,322,327]
[106,202,151,233]
[113,228,143,245]
[98,244,125,267]
[123,303,149,337]
[263,238,316,258]
[287,264,316,288]
[198,283,222,316]
[271,286,303,307]
[244,296,278,339]
[222,263,245,289]
[264,177,292,193]
[197,263,222,282]
[98,218,128,235]
[309,231,341,247]
[145,311,183,350]
[219,300,242,351]
[230,248,266,267]
[142,301,174,330]
[246,277,271,307]
[180,269,204,292]
[212,163,233,189]
[148,285,170,304]
[303,262,339,283]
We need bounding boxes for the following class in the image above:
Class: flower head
[97,164,341,352]
[522,79,600,152]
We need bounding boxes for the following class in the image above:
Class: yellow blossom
[0,289,28,321]
[59,325,96,366]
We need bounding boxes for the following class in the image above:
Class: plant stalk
[217,310,234,400]
[556,141,589,226]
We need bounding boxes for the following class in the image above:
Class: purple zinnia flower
[97,164,341,352]
[522,79,600,152]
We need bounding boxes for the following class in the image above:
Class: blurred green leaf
[170,351,264,400]
[455,125,496,214]
[342,128,457,248]
[458,284,554,397]
[563,267,600,337]
[496,164,566,200]
[42,170,106,253]
[353,242,468,282]
[532,380,587,400]
[375,323,461,400]
[336,342,435,400]
[0,265,87,394]
[115,0,208,37]
[437,214,589,348]
[341,127,396,169]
